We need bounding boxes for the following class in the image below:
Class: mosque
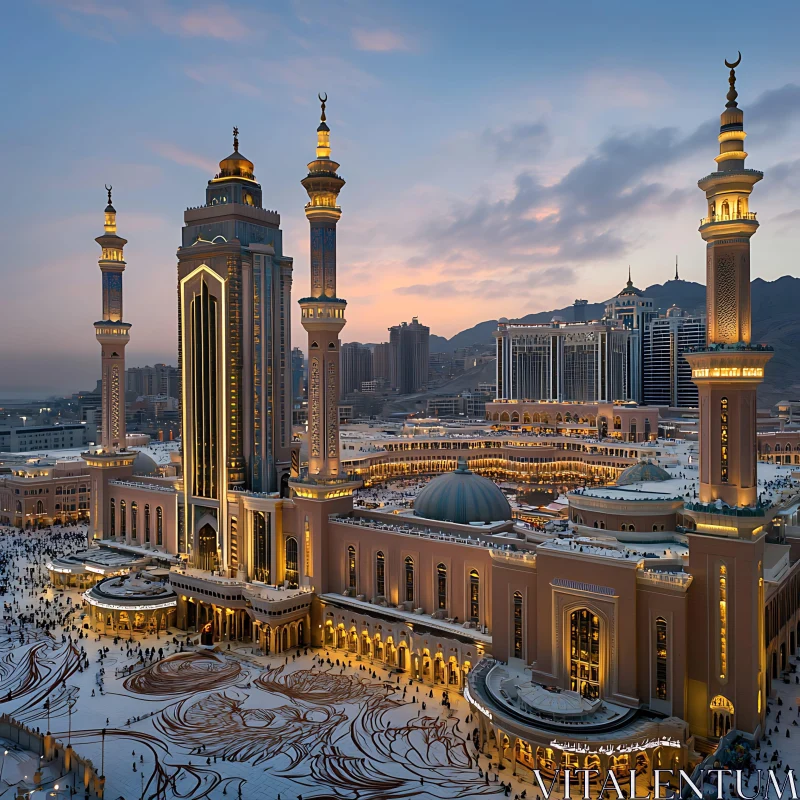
[47,59,800,781]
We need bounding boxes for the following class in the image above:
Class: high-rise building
[340,342,373,397]
[177,127,294,567]
[389,317,430,394]
[685,55,772,738]
[495,319,630,403]
[605,269,657,403]
[372,342,392,382]
[643,312,706,407]
[291,347,305,403]
[126,364,179,398]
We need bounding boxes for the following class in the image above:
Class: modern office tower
[605,270,657,403]
[684,55,772,738]
[573,299,588,322]
[643,312,706,407]
[372,342,392,382]
[340,342,373,397]
[177,128,294,567]
[495,319,630,403]
[389,317,430,394]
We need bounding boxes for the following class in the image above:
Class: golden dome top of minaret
[216,126,256,181]
[720,52,744,129]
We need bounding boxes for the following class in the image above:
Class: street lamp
[0,750,8,786]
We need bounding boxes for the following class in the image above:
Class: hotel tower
[685,55,772,739]
[177,129,294,572]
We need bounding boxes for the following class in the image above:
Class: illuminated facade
[495,320,630,403]
[177,128,295,572]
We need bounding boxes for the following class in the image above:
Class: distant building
[340,342,373,398]
[643,311,706,408]
[291,347,305,405]
[389,317,430,394]
[0,423,89,453]
[573,299,588,322]
[495,319,630,403]
[126,364,179,398]
[605,271,657,402]
[372,342,392,382]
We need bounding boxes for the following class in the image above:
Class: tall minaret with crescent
[84,188,137,544]
[95,186,131,453]
[298,95,349,480]
[685,54,771,740]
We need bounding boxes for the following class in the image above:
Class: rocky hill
[430,277,800,406]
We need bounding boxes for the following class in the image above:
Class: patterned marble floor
[0,527,524,800]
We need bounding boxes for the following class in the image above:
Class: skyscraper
[372,342,392,382]
[389,317,430,394]
[643,312,706,407]
[177,128,294,569]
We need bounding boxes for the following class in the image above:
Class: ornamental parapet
[636,568,693,592]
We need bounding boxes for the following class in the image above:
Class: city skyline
[3,1,800,395]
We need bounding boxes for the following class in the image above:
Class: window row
[109,499,163,545]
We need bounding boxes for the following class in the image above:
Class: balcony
[700,211,757,226]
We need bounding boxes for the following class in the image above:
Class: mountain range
[429,276,800,407]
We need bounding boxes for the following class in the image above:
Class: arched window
[348,545,357,589]
[404,556,414,603]
[513,592,523,659]
[721,200,730,219]
[721,397,729,483]
[710,695,734,737]
[614,416,622,430]
[120,500,126,537]
[110,498,115,536]
[656,617,667,700]
[131,502,138,539]
[628,523,635,532]
[156,506,163,546]
[775,444,782,453]
[436,563,447,610]
[469,569,480,624]
[719,564,728,679]
[285,537,299,588]
[144,504,151,543]
[253,511,269,582]
[644,418,651,439]
[570,609,600,700]
[15,501,21,514]
[375,551,385,597]
[36,500,44,516]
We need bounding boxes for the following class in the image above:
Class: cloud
[253,55,379,94]
[415,83,800,279]
[394,268,576,300]
[771,208,800,233]
[352,28,410,52]
[47,0,253,41]
[148,142,217,174]
[482,122,551,162]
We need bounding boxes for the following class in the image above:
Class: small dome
[617,460,672,486]
[132,451,159,476]
[413,458,511,524]
[218,150,255,178]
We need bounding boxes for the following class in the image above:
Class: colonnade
[88,604,175,636]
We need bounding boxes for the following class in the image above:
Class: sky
[2,0,800,397]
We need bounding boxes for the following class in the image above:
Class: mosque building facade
[55,61,800,783]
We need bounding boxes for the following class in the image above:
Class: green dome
[617,460,672,486]
[413,458,511,525]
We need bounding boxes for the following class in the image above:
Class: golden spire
[104,184,116,233]
[627,265,632,287]
[233,125,239,152]
[316,92,331,160]
[725,52,741,109]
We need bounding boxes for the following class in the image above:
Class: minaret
[95,186,131,452]
[84,188,136,543]
[686,54,772,508]
[685,55,770,741]
[299,94,348,479]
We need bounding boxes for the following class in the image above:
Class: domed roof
[132,450,159,477]
[413,458,511,525]
[217,127,255,180]
[617,460,672,486]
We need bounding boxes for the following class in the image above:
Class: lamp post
[0,749,8,786]
[67,698,75,747]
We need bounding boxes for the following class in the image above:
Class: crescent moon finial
[724,51,742,69]
[104,184,112,205]
[318,92,327,104]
